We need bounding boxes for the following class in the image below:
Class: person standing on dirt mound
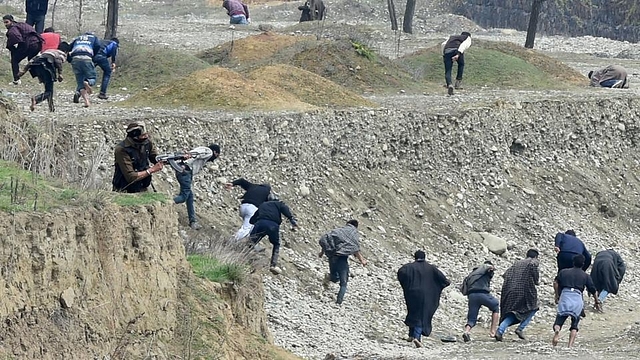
[397,250,450,348]
[248,192,298,275]
[552,254,599,347]
[495,249,539,342]
[3,14,43,85]
[225,178,272,240]
[223,0,250,25]
[588,65,628,88]
[441,31,471,96]
[112,122,163,193]
[460,260,500,343]
[318,220,367,305]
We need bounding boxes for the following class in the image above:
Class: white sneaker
[11,80,21,85]
[189,222,202,230]
[269,266,283,275]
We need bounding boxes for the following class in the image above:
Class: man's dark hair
[2,14,14,22]
[461,31,471,37]
[588,71,594,79]
[347,220,358,228]
[484,260,493,265]
[572,254,586,268]
[414,250,426,261]
[44,27,55,33]
[111,37,119,44]
[526,249,539,258]
[58,41,71,53]
[208,144,220,161]
[565,229,576,236]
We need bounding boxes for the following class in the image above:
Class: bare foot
[552,330,560,346]
[30,97,36,111]
[84,80,93,95]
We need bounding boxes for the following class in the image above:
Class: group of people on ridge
[394,229,624,348]
[4,13,119,110]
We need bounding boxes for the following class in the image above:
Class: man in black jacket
[461,261,499,342]
[441,31,471,95]
[225,178,271,240]
[249,193,298,274]
[26,0,48,34]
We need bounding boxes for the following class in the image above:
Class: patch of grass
[398,39,586,90]
[352,40,375,61]
[188,254,247,284]
[112,192,167,206]
[111,41,211,92]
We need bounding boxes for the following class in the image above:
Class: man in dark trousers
[397,250,450,348]
[249,193,298,274]
[496,249,540,341]
[441,31,471,96]
[552,254,599,347]
[25,0,48,34]
[225,178,271,240]
[318,220,367,305]
[3,14,43,85]
[461,260,499,342]
[93,37,119,99]
[591,249,626,307]
[16,41,70,112]
[112,122,163,193]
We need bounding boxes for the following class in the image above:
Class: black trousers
[11,44,40,81]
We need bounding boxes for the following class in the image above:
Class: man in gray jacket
[588,65,628,88]
[461,260,499,342]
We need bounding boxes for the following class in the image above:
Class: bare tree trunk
[77,0,84,34]
[387,0,398,31]
[524,0,545,48]
[51,0,58,28]
[105,0,119,39]
[402,0,416,34]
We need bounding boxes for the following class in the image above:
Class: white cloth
[185,146,213,176]
[234,203,258,240]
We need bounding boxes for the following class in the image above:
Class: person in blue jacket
[93,37,119,99]
[68,32,100,107]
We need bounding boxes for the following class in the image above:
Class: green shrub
[188,254,248,284]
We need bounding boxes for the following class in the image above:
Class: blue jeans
[329,255,349,304]
[249,219,281,267]
[94,55,113,95]
[409,326,423,341]
[230,15,248,24]
[173,168,196,224]
[466,292,499,328]
[26,13,45,34]
[598,290,609,303]
[497,310,537,336]
[71,59,97,92]
[443,50,464,86]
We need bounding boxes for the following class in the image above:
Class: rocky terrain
[2,0,640,359]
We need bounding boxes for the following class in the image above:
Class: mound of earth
[123,67,313,111]
[248,64,377,108]
[399,39,587,90]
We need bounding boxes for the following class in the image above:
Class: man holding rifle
[158,144,221,230]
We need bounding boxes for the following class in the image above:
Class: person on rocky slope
[223,0,250,25]
[554,230,592,278]
[318,220,368,305]
[588,65,628,88]
[225,178,271,240]
[552,254,599,347]
[112,122,163,193]
[397,250,450,348]
[169,144,220,230]
[590,249,626,307]
[441,31,471,96]
[460,260,499,343]
[248,193,298,274]
[495,248,540,342]
[3,14,42,85]
[68,32,100,107]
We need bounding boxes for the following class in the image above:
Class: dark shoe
[98,93,108,100]
[462,332,471,342]
[515,328,526,340]
[580,309,586,318]
[494,332,503,342]
[412,338,422,348]
[454,79,463,90]
[73,92,80,103]
[406,336,414,342]
[447,85,454,96]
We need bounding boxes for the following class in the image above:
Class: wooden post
[105,0,119,39]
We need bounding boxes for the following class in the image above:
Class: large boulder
[471,232,508,255]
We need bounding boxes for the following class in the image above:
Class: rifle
[156,152,191,173]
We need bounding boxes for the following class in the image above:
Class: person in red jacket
[3,14,43,84]
[40,27,60,52]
